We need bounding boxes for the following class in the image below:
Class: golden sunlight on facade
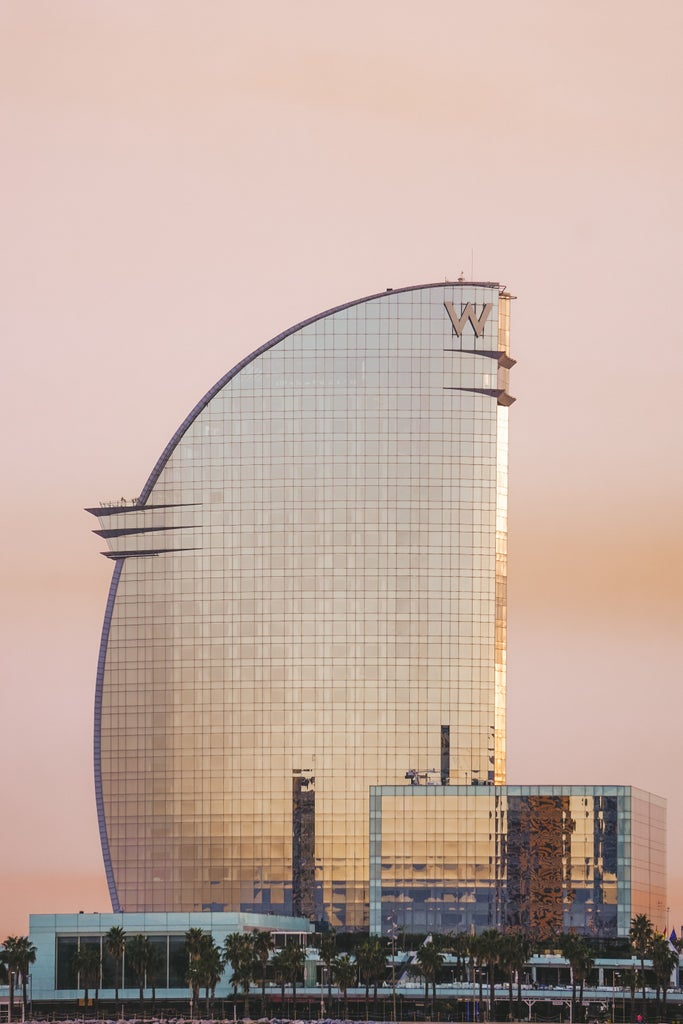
[89,283,665,936]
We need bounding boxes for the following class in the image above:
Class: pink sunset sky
[1,2,681,939]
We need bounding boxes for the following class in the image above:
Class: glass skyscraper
[90,280,666,935]
[90,282,514,927]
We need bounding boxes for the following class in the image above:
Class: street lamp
[388,913,398,1023]
[473,966,477,1022]
[8,971,15,1024]
[468,964,480,1023]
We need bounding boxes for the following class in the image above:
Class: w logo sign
[444,301,492,338]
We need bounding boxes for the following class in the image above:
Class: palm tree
[318,929,337,999]
[624,965,639,1024]
[282,942,306,1014]
[498,934,517,1021]
[650,932,678,1017]
[413,939,444,1016]
[370,936,389,1000]
[559,934,579,1017]
[104,926,126,1007]
[630,914,654,1021]
[18,937,37,1019]
[186,959,205,1019]
[356,935,387,1011]
[3,942,18,1021]
[449,932,470,984]
[478,929,504,1021]
[356,938,373,1014]
[468,933,486,1015]
[199,938,224,1018]
[186,927,210,1016]
[270,949,290,1009]
[332,953,357,1019]
[253,930,274,1015]
[126,934,152,1008]
[503,932,532,1020]
[3,936,37,1021]
[573,940,594,1023]
[72,943,102,1014]
[224,932,259,1018]
[1,937,17,1023]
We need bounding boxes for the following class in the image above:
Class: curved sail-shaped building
[89,281,515,927]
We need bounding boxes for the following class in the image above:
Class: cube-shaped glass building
[369,784,666,937]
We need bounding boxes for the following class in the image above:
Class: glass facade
[28,912,313,1000]
[369,785,667,938]
[90,282,514,928]
[55,933,219,990]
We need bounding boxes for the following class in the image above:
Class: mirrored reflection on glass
[371,786,666,938]
[95,284,513,928]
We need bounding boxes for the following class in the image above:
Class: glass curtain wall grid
[89,282,514,928]
[368,785,666,938]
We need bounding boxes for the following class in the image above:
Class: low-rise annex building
[28,911,313,1005]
